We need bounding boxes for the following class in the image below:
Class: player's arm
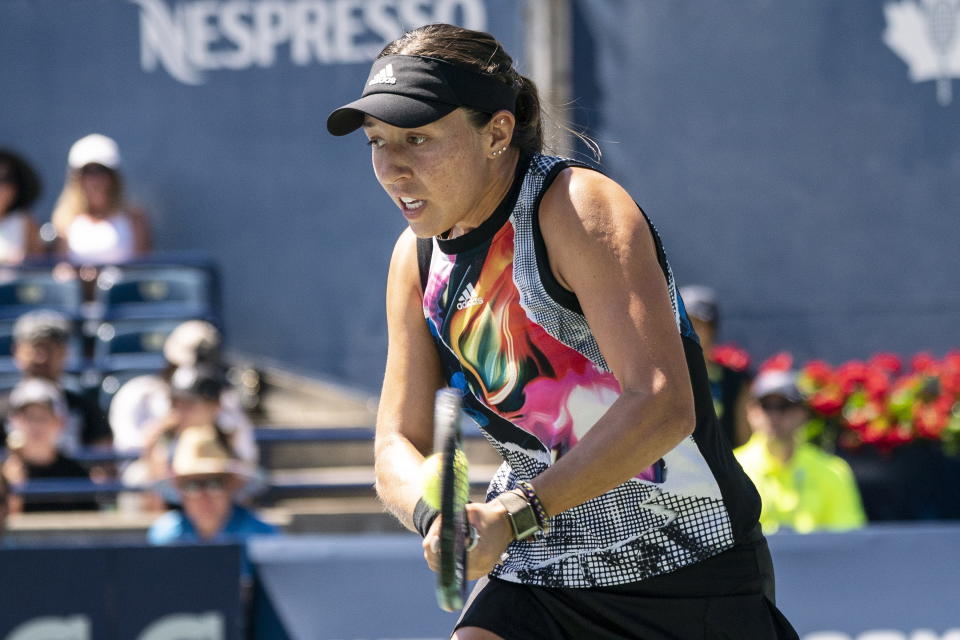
[374,228,445,531]
[529,167,697,516]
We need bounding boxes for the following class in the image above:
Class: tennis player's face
[365,110,499,238]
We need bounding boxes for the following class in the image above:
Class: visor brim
[326,93,458,136]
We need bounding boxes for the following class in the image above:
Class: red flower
[869,353,903,376]
[914,405,948,439]
[864,370,892,402]
[759,351,793,373]
[801,360,833,386]
[809,388,844,416]
[911,352,939,375]
[836,361,870,394]
[710,344,751,372]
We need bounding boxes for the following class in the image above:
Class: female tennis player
[327,24,798,640]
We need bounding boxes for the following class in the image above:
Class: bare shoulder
[387,227,423,294]
[541,167,647,243]
[539,167,653,287]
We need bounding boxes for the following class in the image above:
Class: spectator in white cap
[2,309,112,453]
[1,378,99,513]
[734,368,865,534]
[50,133,151,264]
[110,320,257,463]
[147,423,274,545]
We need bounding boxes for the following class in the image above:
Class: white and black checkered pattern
[483,450,734,587]
[509,155,611,369]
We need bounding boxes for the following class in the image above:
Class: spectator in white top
[0,149,44,264]
[51,134,151,264]
[110,320,257,464]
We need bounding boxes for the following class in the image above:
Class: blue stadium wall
[1,0,957,391]
[571,0,960,368]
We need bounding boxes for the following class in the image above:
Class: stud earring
[492,147,507,157]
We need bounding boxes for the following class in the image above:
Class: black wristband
[412,498,439,537]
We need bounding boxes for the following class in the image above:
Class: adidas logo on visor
[368,64,396,86]
[456,283,484,310]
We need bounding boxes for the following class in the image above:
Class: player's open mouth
[399,197,425,211]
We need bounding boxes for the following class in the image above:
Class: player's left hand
[422,500,514,581]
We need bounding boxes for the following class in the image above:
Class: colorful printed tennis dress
[421,154,761,589]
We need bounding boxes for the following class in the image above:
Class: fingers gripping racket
[433,387,468,612]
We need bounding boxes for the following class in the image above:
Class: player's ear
[486,111,515,157]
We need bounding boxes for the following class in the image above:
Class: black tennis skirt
[455,533,798,640]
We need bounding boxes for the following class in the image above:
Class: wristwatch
[496,489,540,541]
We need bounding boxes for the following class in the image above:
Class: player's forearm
[530,384,695,518]
[373,432,428,531]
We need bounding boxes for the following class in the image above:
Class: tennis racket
[433,387,468,612]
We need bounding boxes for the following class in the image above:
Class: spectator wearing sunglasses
[147,423,274,546]
[0,148,44,264]
[734,369,865,533]
[50,134,151,264]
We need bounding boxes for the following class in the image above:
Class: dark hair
[0,149,41,215]
[379,24,544,156]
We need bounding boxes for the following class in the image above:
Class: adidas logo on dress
[368,64,396,86]
[456,283,484,310]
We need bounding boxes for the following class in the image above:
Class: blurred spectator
[2,378,98,512]
[51,134,150,264]
[1,310,112,452]
[680,285,752,447]
[0,149,44,263]
[132,364,258,512]
[734,369,866,534]
[147,423,274,545]
[110,320,257,462]
[0,471,9,539]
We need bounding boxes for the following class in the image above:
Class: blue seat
[0,269,84,320]
[94,264,217,321]
[93,318,189,372]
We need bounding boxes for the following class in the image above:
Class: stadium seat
[94,264,217,322]
[93,318,189,372]
[0,268,84,320]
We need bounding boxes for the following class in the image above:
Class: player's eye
[408,135,427,145]
[366,137,385,148]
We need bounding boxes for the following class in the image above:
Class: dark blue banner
[0,544,243,639]
[250,527,960,640]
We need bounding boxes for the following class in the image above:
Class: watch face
[498,491,540,540]
[509,506,540,540]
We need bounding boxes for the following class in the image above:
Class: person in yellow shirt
[735,369,866,534]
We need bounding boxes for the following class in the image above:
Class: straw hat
[170,424,256,480]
